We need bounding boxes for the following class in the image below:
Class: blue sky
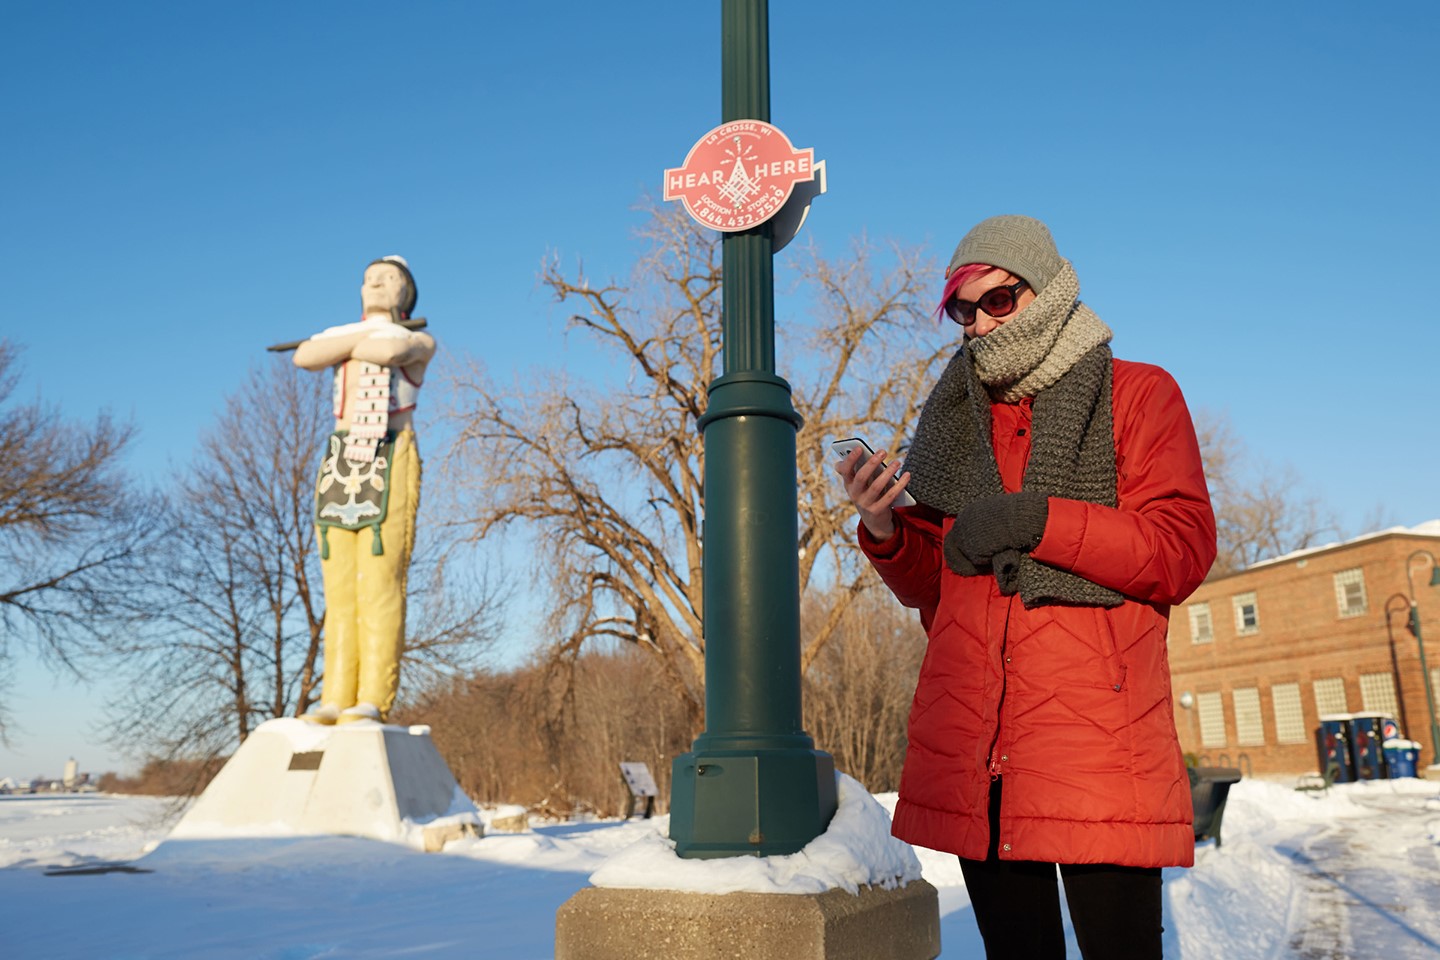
[3,1,1437,777]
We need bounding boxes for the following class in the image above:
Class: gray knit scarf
[905,260,1125,608]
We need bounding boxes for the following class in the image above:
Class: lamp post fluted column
[667,0,837,859]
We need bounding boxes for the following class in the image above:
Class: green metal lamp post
[1404,549,1440,765]
[668,0,837,858]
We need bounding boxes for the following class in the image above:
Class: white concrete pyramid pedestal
[169,718,482,852]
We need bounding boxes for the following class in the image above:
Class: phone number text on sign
[663,120,818,232]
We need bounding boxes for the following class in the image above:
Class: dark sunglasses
[944,279,1029,326]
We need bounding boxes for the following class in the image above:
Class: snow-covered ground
[2,777,1438,959]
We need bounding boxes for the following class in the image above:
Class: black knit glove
[943,492,1050,590]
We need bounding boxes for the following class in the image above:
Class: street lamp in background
[1383,593,1416,741]
[1176,691,1199,760]
[1403,550,1440,765]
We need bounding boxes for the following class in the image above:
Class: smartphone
[830,437,916,507]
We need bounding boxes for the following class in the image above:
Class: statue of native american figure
[290,256,435,724]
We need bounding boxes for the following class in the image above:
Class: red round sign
[664,120,818,232]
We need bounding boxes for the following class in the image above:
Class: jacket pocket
[1091,607,1128,693]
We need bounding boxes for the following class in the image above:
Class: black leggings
[958,780,1163,960]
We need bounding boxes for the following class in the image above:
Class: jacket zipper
[986,595,1015,779]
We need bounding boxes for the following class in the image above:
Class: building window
[1233,687,1265,745]
[1189,602,1214,644]
[1272,683,1307,743]
[1334,568,1368,618]
[1197,691,1226,747]
[1232,591,1259,636]
[1313,676,1349,716]
[1359,672,1399,718]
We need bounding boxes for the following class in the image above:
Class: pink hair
[935,262,1002,320]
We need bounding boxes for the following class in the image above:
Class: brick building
[1166,522,1440,776]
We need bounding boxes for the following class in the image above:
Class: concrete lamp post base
[554,881,941,960]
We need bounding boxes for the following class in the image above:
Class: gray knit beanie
[946,215,1064,295]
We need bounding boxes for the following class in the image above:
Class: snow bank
[588,772,923,895]
[6,772,1440,958]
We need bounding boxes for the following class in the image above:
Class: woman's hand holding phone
[831,439,912,543]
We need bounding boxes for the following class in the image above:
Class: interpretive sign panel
[619,762,658,820]
[619,762,659,798]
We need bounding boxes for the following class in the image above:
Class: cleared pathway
[1280,789,1440,959]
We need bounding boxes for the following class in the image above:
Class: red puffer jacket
[861,359,1216,868]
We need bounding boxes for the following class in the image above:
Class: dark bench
[1188,766,1242,848]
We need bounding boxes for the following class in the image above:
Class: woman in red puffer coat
[836,215,1216,960]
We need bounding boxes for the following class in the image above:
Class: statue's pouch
[314,431,395,558]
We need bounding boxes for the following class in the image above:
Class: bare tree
[802,583,926,792]
[442,204,949,731]
[1194,409,1341,576]
[103,359,330,758]
[396,670,536,807]
[106,359,499,765]
[789,237,952,670]
[396,647,693,817]
[0,341,159,738]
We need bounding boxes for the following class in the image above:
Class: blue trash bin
[1383,739,1420,778]
[1316,714,1356,783]
[1349,712,1395,780]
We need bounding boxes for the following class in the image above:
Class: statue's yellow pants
[317,428,421,720]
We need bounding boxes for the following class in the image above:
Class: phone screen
[830,438,915,507]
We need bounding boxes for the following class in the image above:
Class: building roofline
[1211,520,1440,582]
